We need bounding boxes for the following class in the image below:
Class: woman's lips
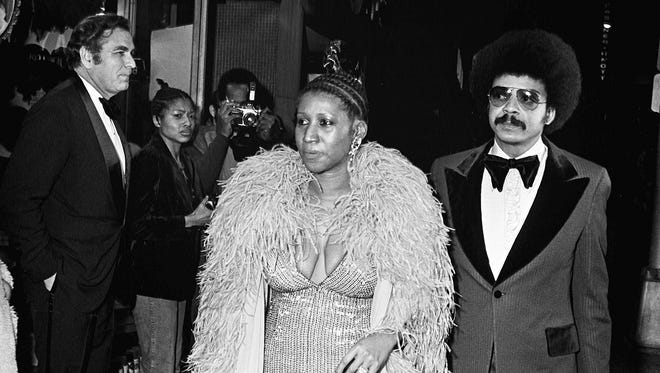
[302,149,320,157]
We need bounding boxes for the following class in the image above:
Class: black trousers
[30,281,114,373]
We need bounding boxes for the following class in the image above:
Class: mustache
[494,114,526,129]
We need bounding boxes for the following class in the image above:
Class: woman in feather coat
[189,67,455,373]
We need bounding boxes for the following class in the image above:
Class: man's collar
[454,136,555,179]
[0,144,10,158]
[490,136,547,160]
[77,73,104,101]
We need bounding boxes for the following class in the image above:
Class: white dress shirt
[79,75,126,176]
[481,137,548,279]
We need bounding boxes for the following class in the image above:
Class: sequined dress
[263,250,378,373]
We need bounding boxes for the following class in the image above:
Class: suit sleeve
[0,102,71,282]
[193,133,229,196]
[572,168,611,372]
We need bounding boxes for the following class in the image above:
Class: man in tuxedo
[0,14,135,372]
[431,29,610,372]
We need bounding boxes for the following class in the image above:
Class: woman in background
[127,82,231,372]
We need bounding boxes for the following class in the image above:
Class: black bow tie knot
[99,97,120,121]
[483,154,540,192]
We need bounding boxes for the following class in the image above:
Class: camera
[230,102,263,128]
[228,81,262,128]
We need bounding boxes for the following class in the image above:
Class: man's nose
[125,53,136,69]
[502,94,520,113]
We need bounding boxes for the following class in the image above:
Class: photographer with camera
[193,68,286,175]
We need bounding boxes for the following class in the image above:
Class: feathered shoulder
[189,142,454,372]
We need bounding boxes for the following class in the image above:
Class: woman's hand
[335,332,398,373]
[184,196,212,227]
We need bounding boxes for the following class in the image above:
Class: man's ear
[544,108,556,125]
[79,46,95,69]
[353,120,368,140]
[152,115,161,128]
[208,104,216,119]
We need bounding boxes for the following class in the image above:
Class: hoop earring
[347,135,362,173]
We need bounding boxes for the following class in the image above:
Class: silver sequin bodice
[263,254,378,373]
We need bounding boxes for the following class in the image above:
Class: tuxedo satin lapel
[447,143,495,285]
[496,140,588,285]
[73,76,125,217]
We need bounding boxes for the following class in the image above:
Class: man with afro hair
[431,29,610,372]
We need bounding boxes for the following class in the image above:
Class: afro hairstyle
[469,29,581,133]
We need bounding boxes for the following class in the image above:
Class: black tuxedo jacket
[0,76,131,312]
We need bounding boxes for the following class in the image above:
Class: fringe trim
[188,143,454,373]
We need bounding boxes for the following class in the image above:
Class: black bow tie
[483,154,540,192]
[99,97,120,121]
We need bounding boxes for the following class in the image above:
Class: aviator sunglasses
[487,86,547,111]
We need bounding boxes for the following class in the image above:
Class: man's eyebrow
[114,45,132,52]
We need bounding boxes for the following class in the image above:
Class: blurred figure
[0,45,68,373]
[1,48,63,176]
[0,14,136,372]
[0,46,68,232]
[5,59,64,130]
[127,82,231,373]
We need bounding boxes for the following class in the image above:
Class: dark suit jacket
[127,133,228,300]
[431,138,611,373]
[0,76,130,312]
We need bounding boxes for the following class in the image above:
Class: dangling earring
[347,135,362,172]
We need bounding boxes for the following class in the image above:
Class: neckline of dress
[293,251,349,287]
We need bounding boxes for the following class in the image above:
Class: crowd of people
[0,12,611,373]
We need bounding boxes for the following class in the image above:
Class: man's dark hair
[212,68,274,109]
[470,29,581,133]
[67,13,130,69]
